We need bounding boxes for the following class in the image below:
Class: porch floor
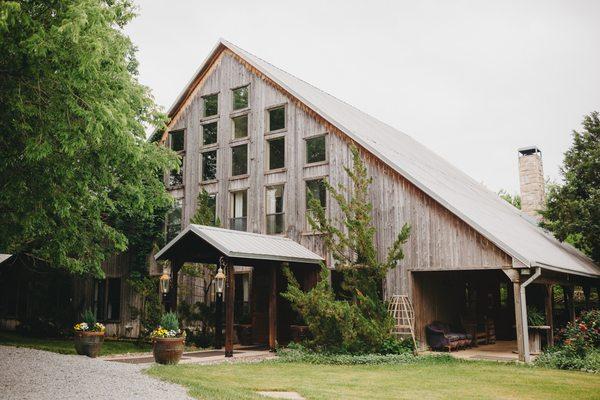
[426,340,524,362]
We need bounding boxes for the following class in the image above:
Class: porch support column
[224,257,234,357]
[268,263,279,351]
[545,284,554,347]
[168,260,183,313]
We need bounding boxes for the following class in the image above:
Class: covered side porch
[154,224,322,357]
[412,266,599,362]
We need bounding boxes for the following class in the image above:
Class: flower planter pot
[153,337,185,365]
[74,331,105,358]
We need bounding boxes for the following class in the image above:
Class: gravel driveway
[0,345,194,400]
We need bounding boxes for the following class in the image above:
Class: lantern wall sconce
[215,257,227,294]
[159,270,171,294]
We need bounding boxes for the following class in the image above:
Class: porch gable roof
[155,224,324,265]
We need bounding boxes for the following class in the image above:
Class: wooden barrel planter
[74,331,105,358]
[153,337,185,365]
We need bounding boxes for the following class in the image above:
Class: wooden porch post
[545,284,554,347]
[224,258,234,357]
[268,263,278,351]
[512,280,527,362]
[169,260,183,312]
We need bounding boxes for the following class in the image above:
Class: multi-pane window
[266,185,284,234]
[169,157,184,187]
[232,86,249,110]
[306,135,326,164]
[170,130,184,152]
[268,106,285,131]
[230,190,247,231]
[202,122,218,146]
[166,199,182,242]
[267,137,285,170]
[207,194,217,226]
[95,278,121,321]
[202,150,217,181]
[306,179,326,229]
[232,114,248,139]
[231,144,248,176]
[203,93,218,117]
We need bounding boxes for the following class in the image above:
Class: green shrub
[556,309,600,357]
[380,337,414,354]
[81,308,97,326]
[535,347,600,373]
[277,343,425,365]
[185,328,213,348]
[160,312,179,331]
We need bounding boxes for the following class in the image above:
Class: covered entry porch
[155,224,322,357]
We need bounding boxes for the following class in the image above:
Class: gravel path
[0,345,194,400]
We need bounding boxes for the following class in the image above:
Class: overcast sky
[125,0,600,194]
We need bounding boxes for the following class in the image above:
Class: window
[230,190,247,231]
[202,122,218,146]
[169,157,184,187]
[267,137,285,170]
[232,114,248,139]
[203,93,218,117]
[306,179,326,229]
[166,199,182,242]
[95,278,121,321]
[169,130,184,152]
[268,106,285,131]
[201,150,217,181]
[231,144,248,176]
[207,194,218,226]
[232,86,249,110]
[266,185,284,234]
[306,135,326,164]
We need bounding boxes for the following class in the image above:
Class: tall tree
[283,146,410,353]
[540,112,600,263]
[0,1,178,277]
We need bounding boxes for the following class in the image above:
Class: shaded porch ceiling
[154,224,324,265]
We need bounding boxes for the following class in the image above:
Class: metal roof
[155,225,324,264]
[166,39,600,278]
[0,254,13,264]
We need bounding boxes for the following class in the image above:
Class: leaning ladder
[387,294,416,349]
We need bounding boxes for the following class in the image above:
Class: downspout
[520,267,542,363]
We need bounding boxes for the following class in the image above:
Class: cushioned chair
[426,321,473,351]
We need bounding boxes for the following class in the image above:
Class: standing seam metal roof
[155,224,324,264]
[165,39,599,278]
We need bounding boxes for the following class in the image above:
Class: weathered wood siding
[166,50,511,300]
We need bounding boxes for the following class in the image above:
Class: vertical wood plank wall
[167,51,511,300]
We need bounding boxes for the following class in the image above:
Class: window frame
[230,143,249,178]
[304,133,328,166]
[201,149,218,182]
[229,189,248,231]
[165,198,183,242]
[265,184,285,235]
[201,121,219,148]
[231,84,250,111]
[231,112,249,141]
[169,129,185,153]
[266,103,287,133]
[304,177,328,232]
[266,134,286,172]
[202,92,219,118]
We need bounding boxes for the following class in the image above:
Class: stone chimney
[518,146,545,218]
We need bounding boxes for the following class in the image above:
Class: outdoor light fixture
[214,267,226,294]
[159,272,171,294]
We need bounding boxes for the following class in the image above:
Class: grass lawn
[148,357,600,400]
[0,331,152,356]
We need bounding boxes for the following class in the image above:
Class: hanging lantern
[159,272,170,294]
[214,267,225,294]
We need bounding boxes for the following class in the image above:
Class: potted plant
[73,309,105,358]
[151,312,185,364]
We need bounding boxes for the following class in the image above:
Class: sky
[125,0,600,194]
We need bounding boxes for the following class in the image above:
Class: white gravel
[0,345,194,400]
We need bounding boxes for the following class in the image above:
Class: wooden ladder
[388,294,416,349]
